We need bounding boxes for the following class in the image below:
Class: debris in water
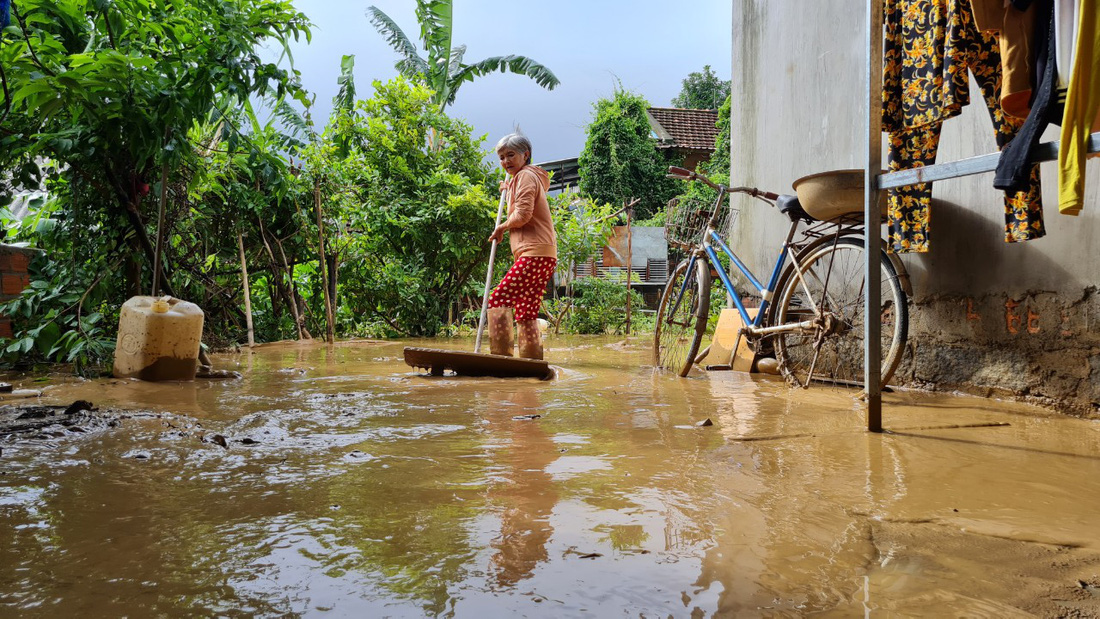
[203,434,229,449]
[577,553,602,559]
[696,418,714,427]
[64,400,95,415]
[513,414,541,421]
[15,409,51,420]
[196,367,242,379]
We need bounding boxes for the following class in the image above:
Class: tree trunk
[313,182,335,343]
[257,221,309,340]
[275,238,312,340]
[238,232,255,347]
[124,251,142,299]
[326,251,338,319]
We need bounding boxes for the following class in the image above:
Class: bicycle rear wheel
[772,236,907,388]
[654,259,711,376]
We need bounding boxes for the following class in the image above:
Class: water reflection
[1,336,1099,616]
[485,388,557,588]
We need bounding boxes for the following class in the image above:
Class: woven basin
[792,170,887,222]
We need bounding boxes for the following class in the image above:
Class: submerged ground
[1,336,1099,617]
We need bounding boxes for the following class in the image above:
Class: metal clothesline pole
[865,0,885,432]
[878,132,1100,188]
[861,0,1100,432]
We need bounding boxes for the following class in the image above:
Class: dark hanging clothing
[994,1,1057,192]
[882,0,1045,253]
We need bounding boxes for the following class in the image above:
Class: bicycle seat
[776,194,815,223]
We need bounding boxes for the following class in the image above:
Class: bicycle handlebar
[666,166,779,202]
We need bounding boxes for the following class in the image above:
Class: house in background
[571,225,669,307]
[537,106,720,194]
[645,107,719,171]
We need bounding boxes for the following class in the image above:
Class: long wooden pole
[474,185,509,354]
[238,232,255,347]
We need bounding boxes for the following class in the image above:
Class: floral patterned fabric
[487,256,557,322]
[882,0,1045,253]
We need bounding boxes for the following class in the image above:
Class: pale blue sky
[274,0,732,162]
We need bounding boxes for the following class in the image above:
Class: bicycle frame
[669,186,817,338]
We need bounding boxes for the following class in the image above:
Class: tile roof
[646,107,720,152]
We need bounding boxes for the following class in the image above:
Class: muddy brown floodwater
[2,336,1100,617]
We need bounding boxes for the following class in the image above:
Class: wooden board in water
[403,347,554,380]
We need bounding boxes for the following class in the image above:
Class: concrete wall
[730,0,1100,414]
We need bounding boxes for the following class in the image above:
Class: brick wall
[0,245,37,339]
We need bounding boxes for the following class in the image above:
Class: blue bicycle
[654,167,909,387]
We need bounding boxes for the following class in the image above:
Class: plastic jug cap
[151,298,170,314]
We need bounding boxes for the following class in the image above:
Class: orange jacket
[502,165,557,259]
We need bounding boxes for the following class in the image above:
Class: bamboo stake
[238,231,255,347]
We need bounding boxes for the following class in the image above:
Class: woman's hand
[488,224,508,244]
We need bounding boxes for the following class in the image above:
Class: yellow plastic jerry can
[113,296,204,381]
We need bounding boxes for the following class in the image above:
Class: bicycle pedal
[705,364,732,371]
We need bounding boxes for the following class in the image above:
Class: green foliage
[0,255,114,374]
[366,0,558,111]
[566,275,645,335]
[671,65,731,110]
[332,77,497,337]
[578,88,680,220]
[0,196,117,374]
[704,94,732,177]
[1,0,310,203]
[0,0,311,354]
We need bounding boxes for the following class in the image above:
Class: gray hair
[495,132,532,163]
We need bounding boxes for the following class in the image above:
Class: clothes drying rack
[861,0,1100,431]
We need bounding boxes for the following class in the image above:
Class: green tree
[366,0,559,111]
[334,76,497,337]
[707,94,733,176]
[0,0,309,366]
[185,96,317,345]
[0,0,310,296]
[577,88,679,220]
[671,65,731,110]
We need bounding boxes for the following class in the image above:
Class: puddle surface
[2,336,1100,616]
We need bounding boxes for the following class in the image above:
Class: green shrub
[566,275,646,335]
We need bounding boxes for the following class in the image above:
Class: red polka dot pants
[487,256,557,322]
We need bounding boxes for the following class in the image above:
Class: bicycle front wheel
[654,259,711,376]
[773,237,908,388]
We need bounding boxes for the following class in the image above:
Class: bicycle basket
[664,196,737,250]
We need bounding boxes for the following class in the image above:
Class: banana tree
[366,0,559,112]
